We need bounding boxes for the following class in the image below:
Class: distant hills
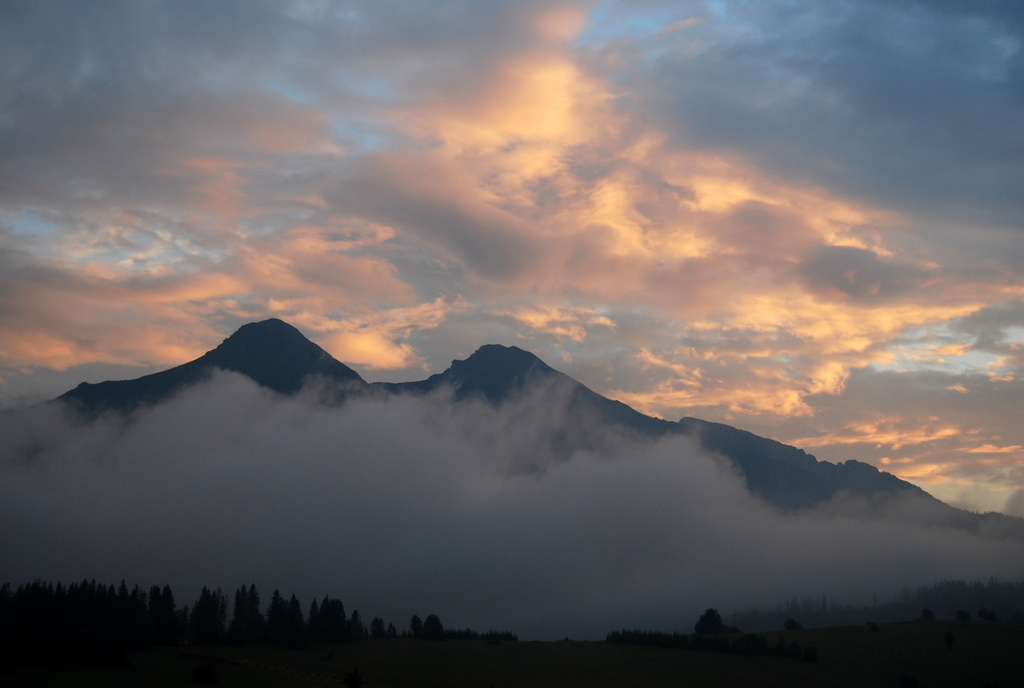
[53,319,1022,531]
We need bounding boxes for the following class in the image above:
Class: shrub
[694,608,724,635]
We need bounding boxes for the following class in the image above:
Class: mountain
[57,318,366,414]
[49,319,1010,525]
[375,344,669,434]
[378,344,927,510]
[674,416,933,511]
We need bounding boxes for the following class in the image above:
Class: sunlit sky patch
[875,325,1003,376]
[0,0,1021,515]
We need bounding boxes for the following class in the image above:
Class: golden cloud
[502,303,615,342]
[964,444,1023,454]
[794,416,962,450]
[296,297,466,371]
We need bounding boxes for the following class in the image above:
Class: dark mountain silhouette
[57,318,366,414]
[378,344,932,511]
[376,343,554,402]
[674,417,923,510]
[375,344,669,433]
[49,319,1022,529]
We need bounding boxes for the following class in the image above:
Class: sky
[1,0,1022,514]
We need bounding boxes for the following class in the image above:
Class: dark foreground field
[5,621,1022,688]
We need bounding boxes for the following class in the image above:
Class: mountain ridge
[46,319,1018,527]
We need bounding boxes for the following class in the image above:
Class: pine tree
[313,597,346,643]
[189,587,227,645]
[285,594,309,648]
[227,584,264,644]
[348,610,365,642]
[267,590,287,646]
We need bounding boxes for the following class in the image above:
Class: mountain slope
[57,318,366,414]
[378,344,935,511]
[676,416,925,510]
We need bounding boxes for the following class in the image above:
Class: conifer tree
[348,610,365,642]
[189,587,227,645]
[267,590,287,645]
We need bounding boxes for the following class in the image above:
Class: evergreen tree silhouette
[267,589,287,646]
[189,587,227,645]
[227,584,264,644]
[347,610,365,642]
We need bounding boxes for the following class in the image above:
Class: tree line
[0,578,515,672]
[607,607,819,663]
[733,578,1024,631]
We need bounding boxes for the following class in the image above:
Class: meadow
[5,620,1021,688]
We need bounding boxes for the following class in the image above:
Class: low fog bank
[2,373,1022,640]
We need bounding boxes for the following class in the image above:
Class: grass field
[5,620,1022,687]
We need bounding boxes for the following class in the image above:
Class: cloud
[798,245,934,303]
[306,297,465,371]
[2,374,1022,640]
[611,0,1024,230]
[501,303,616,342]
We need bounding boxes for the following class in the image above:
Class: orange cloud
[0,331,103,371]
[319,330,419,371]
[727,292,979,356]
[964,444,1023,454]
[502,303,615,342]
[889,463,955,485]
[0,303,223,372]
[127,273,249,304]
[239,227,413,304]
[297,297,466,371]
[611,376,813,418]
[794,416,962,450]
[405,47,619,213]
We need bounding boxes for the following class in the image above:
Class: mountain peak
[454,343,550,375]
[373,343,557,403]
[436,344,554,403]
[225,317,301,341]
[204,318,364,394]
[57,318,364,414]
